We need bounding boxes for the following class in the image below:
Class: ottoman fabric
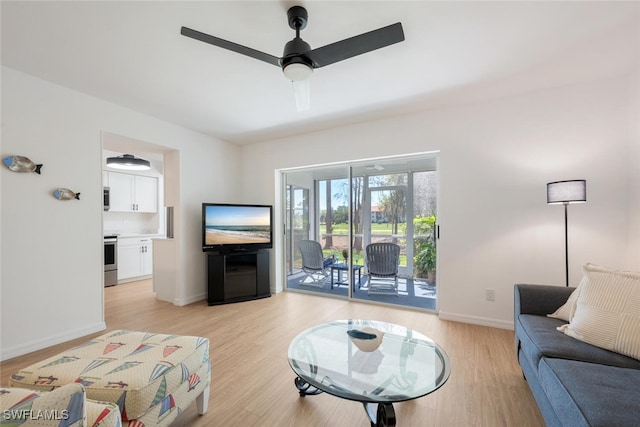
[0,383,122,427]
[9,330,210,424]
[1,383,86,426]
[86,399,122,427]
[122,359,210,427]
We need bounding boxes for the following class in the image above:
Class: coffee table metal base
[363,402,396,427]
[294,376,397,427]
[294,376,323,396]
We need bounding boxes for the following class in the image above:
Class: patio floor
[286,270,437,311]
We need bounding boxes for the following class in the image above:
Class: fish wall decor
[53,188,80,201]
[2,155,43,174]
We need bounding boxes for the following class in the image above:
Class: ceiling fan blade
[306,22,404,68]
[181,26,281,67]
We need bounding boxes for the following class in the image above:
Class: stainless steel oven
[104,235,118,287]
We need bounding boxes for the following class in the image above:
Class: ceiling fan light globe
[283,63,313,82]
[292,79,311,111]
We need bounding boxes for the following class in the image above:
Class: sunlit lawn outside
[320,222,409,265]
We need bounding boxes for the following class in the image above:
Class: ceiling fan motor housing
[281,38,313,66]
[281,6,315,77]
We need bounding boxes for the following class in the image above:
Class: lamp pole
[546,179,586,288]
[564,202,569,287]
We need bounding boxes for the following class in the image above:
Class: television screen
[202,203,273,252]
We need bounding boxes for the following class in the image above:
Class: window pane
[412,171,438,282]
[368,173,407,187]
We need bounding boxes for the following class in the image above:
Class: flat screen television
[202,203,273,253]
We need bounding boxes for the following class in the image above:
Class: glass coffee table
[287,320,450,427]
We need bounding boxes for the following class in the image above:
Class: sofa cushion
[516,314,640,370]
[559,263,640,361]
[0,383,86,426]
[85,399,122,427]
[548,278,583,322]
[0,384,122,427]
[539,358,640,427]
[517,351,561,427]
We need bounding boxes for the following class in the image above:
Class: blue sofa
[514,284,640,427]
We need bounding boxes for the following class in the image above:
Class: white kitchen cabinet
[118,237,153,282]
[134,175,157,212]
[108,172,157,213]
[108,172,134,212]
[142,241,153,275]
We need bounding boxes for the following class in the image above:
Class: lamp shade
[547,180,587,204]
[106,154,150,171]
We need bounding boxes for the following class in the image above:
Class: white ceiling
[2,1,639,145]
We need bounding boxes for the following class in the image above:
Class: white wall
[0,67,241,360]
[241,75,636,329]
[627,64,640,269]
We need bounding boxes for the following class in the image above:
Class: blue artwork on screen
[202,204,272,251]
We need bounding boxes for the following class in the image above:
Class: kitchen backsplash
[104,211,160,235]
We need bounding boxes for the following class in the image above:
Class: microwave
[103,187,110,211]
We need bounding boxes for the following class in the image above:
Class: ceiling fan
[180,6,404,111]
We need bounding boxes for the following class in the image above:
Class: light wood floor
[0,280,545,426]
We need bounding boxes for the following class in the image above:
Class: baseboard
[0,322,106,362]
[439,311,514,330]
[118,274,152,285]
[173,292,207,307]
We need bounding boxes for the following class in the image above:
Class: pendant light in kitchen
[106,154,150,171]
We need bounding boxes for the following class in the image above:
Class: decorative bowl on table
[347,327,384,352]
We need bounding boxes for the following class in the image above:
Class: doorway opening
[101,131,177,304]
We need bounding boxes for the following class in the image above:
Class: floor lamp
[547,180,587,287]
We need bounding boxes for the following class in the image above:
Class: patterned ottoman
[9,330,210,427]
[0,383,121,427]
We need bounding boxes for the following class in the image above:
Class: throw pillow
[558,263,640,361]
[547,276,585,322]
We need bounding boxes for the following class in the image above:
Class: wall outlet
[485,289,496,301]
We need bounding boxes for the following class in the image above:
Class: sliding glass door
[412,171,438,287]
[285,185,309,276]
[284,166,350,297]
[282,154,439,310]
[364,174,409,277]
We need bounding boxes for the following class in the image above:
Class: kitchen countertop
[104,232,165,239]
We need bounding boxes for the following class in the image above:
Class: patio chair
[298,240,332,288]
[365,242,400,295]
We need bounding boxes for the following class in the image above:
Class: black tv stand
[207,251,270,305]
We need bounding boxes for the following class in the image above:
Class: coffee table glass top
[287,319,450,404]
